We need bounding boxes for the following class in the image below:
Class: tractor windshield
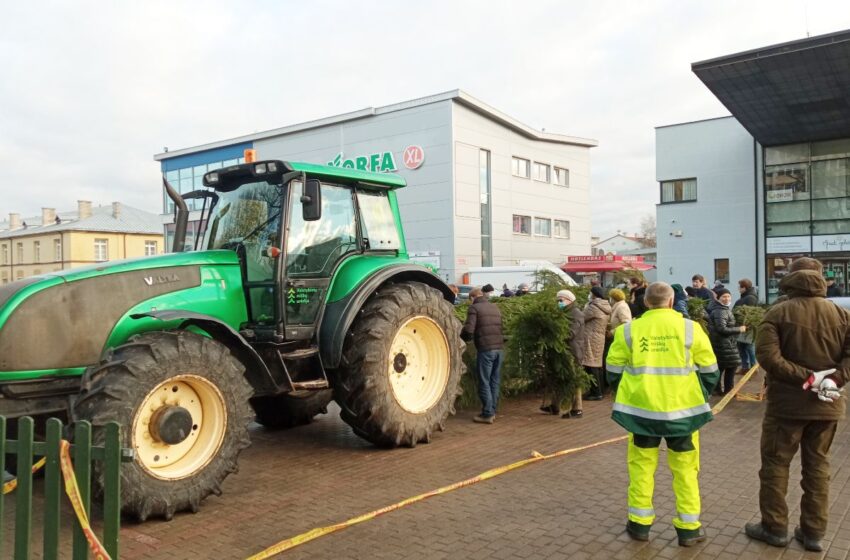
[204,181,283,324]
[205,181,283,251]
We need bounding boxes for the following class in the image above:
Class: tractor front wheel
[334,282,464,447]
[74,331,254,521]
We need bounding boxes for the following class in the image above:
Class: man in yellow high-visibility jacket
[606,282,720,547]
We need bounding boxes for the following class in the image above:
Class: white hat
[557,289,576,302]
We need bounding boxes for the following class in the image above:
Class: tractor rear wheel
[74,331,254,521]
[250,389,333,429]
[334,282,464,447]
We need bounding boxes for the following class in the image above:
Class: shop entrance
[822,259,848,294]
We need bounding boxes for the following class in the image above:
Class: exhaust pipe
[163,176,188,253]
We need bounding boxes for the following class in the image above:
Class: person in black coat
[825,271,843,297]
[707,288,747,394]
[462,287,504,423]
[691,274,716,301]
[732,278,758,371]
[628,277,648,318]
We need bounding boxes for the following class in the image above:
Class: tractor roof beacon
[0,159,465,521]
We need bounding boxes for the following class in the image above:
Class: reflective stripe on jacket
[606,308,720,436]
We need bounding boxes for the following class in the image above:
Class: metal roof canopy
[692,29,850,147]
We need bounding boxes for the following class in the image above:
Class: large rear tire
[334,282,464,447]
[250,389,333,429]
[74,331,254,521]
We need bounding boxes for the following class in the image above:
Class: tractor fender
[319,264,454,370]
[130,309,280,394]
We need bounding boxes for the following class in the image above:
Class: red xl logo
[402,145,425,170]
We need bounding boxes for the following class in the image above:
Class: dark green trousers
[759,416,838,538]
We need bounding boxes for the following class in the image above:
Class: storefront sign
[814,234,850,252]
[766,236,811,254]
[403,145,425,169]
[567,255,645,263]
[767,189,794,203]
[328,151,397,173]
[409,251,440,273]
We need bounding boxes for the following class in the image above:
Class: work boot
[562,410,583,419]
[676,527,707,547]
[626,520,651,542]
[472,415,494,424]
[794,527,824,552]
[744,522,789,547]
[539,404,560,415]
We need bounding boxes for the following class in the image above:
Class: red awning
[561,262,655,273]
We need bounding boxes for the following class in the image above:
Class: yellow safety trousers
[627,431,701,531]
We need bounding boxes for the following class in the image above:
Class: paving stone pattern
[4,371,850,559]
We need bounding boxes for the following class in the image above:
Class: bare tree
[639,214,656,248]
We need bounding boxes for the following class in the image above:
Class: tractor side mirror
[301,179,322,221]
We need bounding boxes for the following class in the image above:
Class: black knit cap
[715,287,731,298]
[482,284,495,293]
[591,286,605,299]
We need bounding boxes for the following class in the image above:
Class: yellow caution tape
[246,435,628,559]
[248,366,763,558]
[59,440,112,560]
[2,456,46,495]
[712,364,760,414]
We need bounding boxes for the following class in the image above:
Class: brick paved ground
[5,370,850,559]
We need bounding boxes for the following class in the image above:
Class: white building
[656,30,850,302]
[592,234,646,255]
[154,90,597,283]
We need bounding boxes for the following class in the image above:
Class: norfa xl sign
[327,145,424,173]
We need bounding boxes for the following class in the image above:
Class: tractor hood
[0,250,240,376]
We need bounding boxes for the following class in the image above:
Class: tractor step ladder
[277,345,329,391]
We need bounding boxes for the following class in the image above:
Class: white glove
[812,377,843,403]
[802,368,837,390]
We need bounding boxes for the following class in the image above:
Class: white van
[462,261,577,292]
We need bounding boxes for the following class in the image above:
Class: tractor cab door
[281,181,359,340]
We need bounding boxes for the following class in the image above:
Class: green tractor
[0,160,464,520]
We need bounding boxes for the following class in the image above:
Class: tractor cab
[164,158,406,393]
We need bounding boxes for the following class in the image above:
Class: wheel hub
[393,352,407,373]
[149,405,194,445]
[387,316,451,414]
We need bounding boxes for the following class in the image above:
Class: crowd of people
[458,260,849,551]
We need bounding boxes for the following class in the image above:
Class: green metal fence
[1,415,132,559]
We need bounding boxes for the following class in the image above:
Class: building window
[479,150,492,267]
[164,156,245,213]
[512,214,531,235]
[94,239,108,262]
[660,178,697,203]
[534,217,552,237]
[714,258,730,284]
[532,162,550,183]
[54,239,62,262]
[554,167,569,187]
[766,165,808,203]
[511,157,530,178]
[33,241,40,263]
[145,241,158,256]
[554,220,571,239]
[1,244,7,265]
[16,243,23,263]
[16,270,23,280]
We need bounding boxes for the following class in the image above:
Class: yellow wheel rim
[388,316,450,413]
[131,374,227,481]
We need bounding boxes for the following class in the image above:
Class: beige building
[0,201,164,284]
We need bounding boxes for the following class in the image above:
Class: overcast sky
[2,1,849,239]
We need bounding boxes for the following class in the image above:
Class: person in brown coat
[582,286,612,400]
[745,258,850,552]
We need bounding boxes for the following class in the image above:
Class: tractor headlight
[205,172,219,185]
[254,163,267,175]
[267,162,278,173]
